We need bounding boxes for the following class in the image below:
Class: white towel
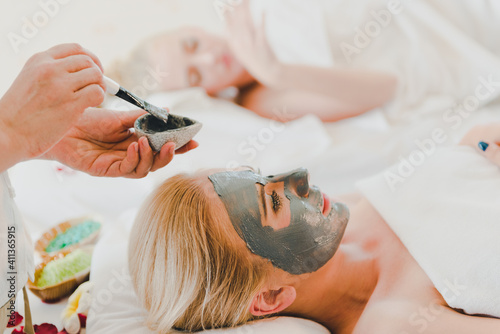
[249,0,334,67]
[357,146,500,317]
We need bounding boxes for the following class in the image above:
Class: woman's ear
[249,286,296,316]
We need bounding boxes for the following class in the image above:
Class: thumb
[478,141,500,166]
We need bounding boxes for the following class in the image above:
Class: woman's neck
[234,70,256,90]
[295,247,379,333]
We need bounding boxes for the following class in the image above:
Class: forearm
[240,85,371,122]
[276,65,398,109]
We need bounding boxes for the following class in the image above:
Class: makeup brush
[103,76,169,122]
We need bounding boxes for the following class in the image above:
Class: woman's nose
[291,168,310,197]
[191,52,216,66]
[271,168,310,197]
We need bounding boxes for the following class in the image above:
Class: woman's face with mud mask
[146,27,251,94]
[208,168,350,275]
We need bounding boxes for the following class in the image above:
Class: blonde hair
[128,173,271,332]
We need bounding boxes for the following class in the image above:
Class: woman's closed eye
[271,190,282,213]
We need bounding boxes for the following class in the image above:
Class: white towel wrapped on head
[357,146,500,317]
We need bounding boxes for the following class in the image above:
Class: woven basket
[27,246,93,303]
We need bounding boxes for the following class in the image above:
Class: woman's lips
[322,193,331,216]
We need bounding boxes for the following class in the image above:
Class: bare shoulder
[237,83,267,108]
[353,300,420,334]
[354,300,500,334]
[238,84,285,120]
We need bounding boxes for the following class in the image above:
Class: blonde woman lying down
[108,0,397,123]
[128,124,500,334]
[109,0,500,123]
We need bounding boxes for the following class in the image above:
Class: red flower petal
[7,312,23,327]
[11,327,24,334]
[77,313,87,328]
[11,323,61,334]
[33,323,59,334]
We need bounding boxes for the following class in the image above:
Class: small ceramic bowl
[134,113,202,152]
[28,246,93,303]
[35,216,101,260]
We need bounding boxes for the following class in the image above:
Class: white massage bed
[8,89,500,333]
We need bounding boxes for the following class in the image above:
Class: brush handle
[102,75,169,122]
[103,75,142,109]
[103,76,120,95]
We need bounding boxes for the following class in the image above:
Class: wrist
[38,149,55,161]
[0,121,26,172]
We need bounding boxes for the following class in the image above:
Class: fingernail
[134,143,139,153]
[169,145,175,155]
[478,141,489,152]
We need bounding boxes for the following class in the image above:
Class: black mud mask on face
[208,168,350,275]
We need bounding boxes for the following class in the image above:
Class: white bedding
[358,146,500,317]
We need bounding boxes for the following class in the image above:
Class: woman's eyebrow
[259,184,267,217]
